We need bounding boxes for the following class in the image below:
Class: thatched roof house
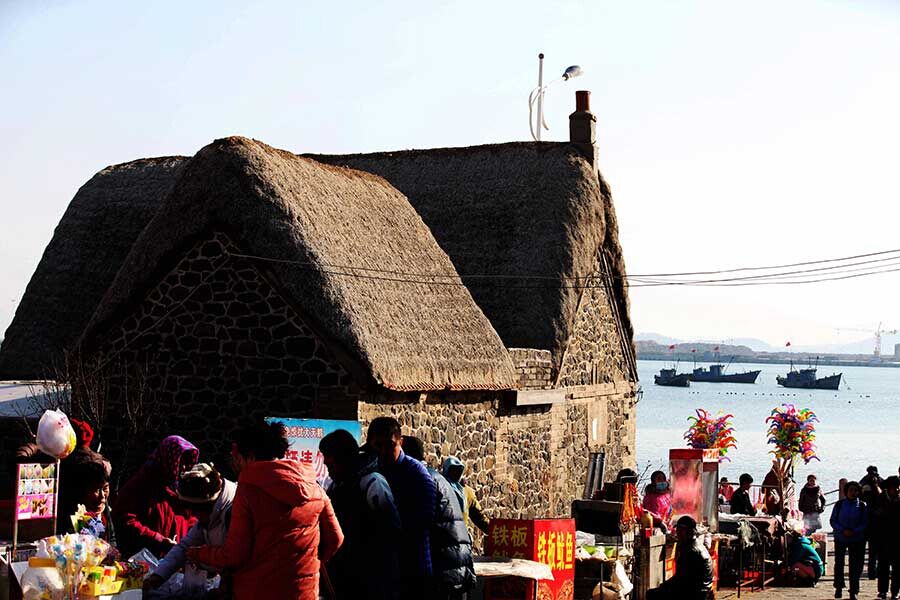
[0,157,186,379]
[310,142,635,379]
[77,137,516,392]
[0,93,639,520]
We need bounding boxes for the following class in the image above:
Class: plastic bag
[611,560,633,596]
[21,557,64,600]
[36,409,77,459]
[182,563,208,598]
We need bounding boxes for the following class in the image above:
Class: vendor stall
[485,518,576,600]
[669,449,720,533]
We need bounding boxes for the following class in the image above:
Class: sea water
[636,359,900,524]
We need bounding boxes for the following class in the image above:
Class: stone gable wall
[90,232,360,473]
[556,266,630,387]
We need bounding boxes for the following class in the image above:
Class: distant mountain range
[636,332,900,358]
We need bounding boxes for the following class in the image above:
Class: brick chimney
[569,90,598,171]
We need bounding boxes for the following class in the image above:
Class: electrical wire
[628,265,900,288]
[628,255,900,286]
[229,247,900,289]
[628,247,900,277]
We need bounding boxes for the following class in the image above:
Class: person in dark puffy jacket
[369,419,436,600]
[403,437,476,600]
[862,466,884,580]
[873,476,900,600]
[320,429,400,600]
[441,456,490,536]
[730,473,756,516]
[647,516,714,600]
[798,474,826,533]
[831,481,869,600]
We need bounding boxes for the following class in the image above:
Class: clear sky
[1,0,898,348]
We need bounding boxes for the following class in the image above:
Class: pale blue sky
[1,0,899,347]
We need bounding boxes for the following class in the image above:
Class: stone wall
[603,384,637,473]
[556,265,631,387]
[88,232,361,475]
[358,387,634,543]
[508,348,553,390]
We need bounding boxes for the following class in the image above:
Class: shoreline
[637,354,900,369]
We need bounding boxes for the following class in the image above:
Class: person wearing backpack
[320,429,401,600]
[831,481,869,600]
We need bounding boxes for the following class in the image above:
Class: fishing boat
[654,367,691,387]
[691,363,761,384]
[776,368,841,390]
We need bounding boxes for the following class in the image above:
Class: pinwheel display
[766,403,819,464]
[683,409,737,461]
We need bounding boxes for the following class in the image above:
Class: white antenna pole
[536,53,544,141]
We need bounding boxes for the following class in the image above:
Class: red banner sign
[486,518,575,600]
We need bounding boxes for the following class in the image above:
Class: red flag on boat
[714,346,719,352]
[691,349,696,353]
[668,344,676,350]
[785,341,792,347]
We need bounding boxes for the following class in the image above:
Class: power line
[628,247,900,277]
[628,256,900,286]
[629,265,900,287]
[230,247,900,289]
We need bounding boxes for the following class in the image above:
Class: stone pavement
[716,544,880,600]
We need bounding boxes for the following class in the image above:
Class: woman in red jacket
[188,421,343,600]
[115,435,199,556]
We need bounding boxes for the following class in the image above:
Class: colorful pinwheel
[683,409,737,461]
[765,403,820,464]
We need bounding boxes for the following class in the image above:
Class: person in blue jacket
[831,480,869,600]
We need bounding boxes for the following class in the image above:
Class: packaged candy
[115,551,155,591]
[80,565,123,597]
[35,409,77,460]
[34,533,112,599]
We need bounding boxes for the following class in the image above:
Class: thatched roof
[79,137,517,391]
[310,142,635,374]
[0,157,187,379]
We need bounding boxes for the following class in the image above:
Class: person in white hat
[143,463,237,594]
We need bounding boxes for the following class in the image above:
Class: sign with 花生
[266,418,362,484]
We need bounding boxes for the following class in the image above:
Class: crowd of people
[17,416,488,600]
[830,466,900,600]
[714,463,900,600]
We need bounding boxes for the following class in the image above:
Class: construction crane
[836,322,899,358]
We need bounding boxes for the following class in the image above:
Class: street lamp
[529,53,583,141]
